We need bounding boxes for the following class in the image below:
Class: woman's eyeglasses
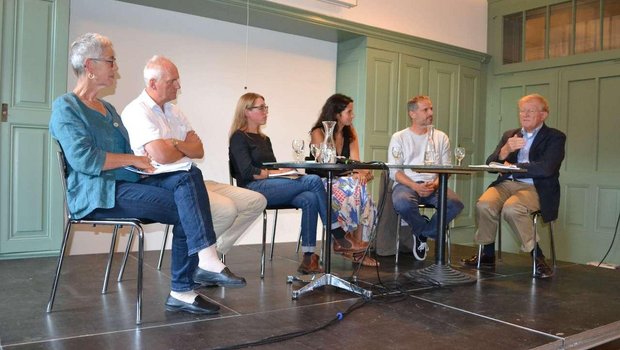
[248,105,269,112]
[91,57,116,67]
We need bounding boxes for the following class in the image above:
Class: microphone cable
[597,208,620,267]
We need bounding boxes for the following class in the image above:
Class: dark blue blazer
[486,123,566,222]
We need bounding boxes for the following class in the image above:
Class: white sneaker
[412,234,429,261]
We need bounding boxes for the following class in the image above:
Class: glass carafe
[423,125,437,165]
[320,120,337,163]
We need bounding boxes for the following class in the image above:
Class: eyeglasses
[248,105,269,112]
[519,109,542,115]
[91,57,116,67]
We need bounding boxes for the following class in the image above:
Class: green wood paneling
[336,37,487,238]
[397,54,429,131]
[0,0,69,258]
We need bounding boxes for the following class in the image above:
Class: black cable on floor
[597,209,620,267]
[213,297,368,350]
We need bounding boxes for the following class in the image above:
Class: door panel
[452,67,482,228]
[364,48,398,197]
[0,0,69,257]
[428,61,458,135]
[397,54,429,131]
[557,63,620,264]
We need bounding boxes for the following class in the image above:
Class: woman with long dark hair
[309,93,378,267]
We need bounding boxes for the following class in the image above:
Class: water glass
[391,146,403,163]
[454,146,466,166]
[292,139,305,163]
[309,144,320,162]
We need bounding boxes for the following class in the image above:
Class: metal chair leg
[136,224,144,325]
[102,225,120,294]
[476,244,483,269]
[395,215,401,264]
[118,227,135,282]
[446,226,451,265]
[498,219,503,261]
[296,229,302,253]
[549,221,556,270]
[319,226,326,264]
[269,210,279,261]
[157,225,171,270]
[260,210,267,278]
[532,213,539,277]
[46,221,72,313]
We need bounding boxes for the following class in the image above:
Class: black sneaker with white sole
[412,234,429,261]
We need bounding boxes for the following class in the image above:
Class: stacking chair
[395,207,452,264]
[118,223,170,274]
[476,210,556,276]
[385,171,452,265]
[47,150,159,325]
[227,161,302,278]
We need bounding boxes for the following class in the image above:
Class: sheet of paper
[125,158,193,175]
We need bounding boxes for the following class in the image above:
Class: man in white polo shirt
[121,55,266,256]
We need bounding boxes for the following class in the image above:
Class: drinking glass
[454,146,466,166]
[391,146,403,164]
[309,144,320,162]
[292,139,305,163]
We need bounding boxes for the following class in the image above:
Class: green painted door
[0,0,69,258]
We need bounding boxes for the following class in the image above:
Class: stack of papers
[469,162,519,170]
[269,169,303,178]
[126,159,193,175]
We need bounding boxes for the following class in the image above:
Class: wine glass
[391,146,403,164]
[292,139,305,163]
[454,146,466,166]
[309,144,320,162]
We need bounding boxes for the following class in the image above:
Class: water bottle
[424,125,437,165]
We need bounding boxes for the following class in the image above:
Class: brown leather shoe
[461,254,495,268]
[534,256,554,278]
[333,232,369,254]
[297,253,324,274]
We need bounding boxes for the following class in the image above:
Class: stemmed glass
[391,146,403,164]
[309,144,320,162]
[454,146,466,166]
[292,139,305,163]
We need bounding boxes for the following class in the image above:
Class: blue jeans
[392,183,464,240]
[88,166,216,292]
[246,174,332,249]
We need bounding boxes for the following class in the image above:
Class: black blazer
[486,123,566,222]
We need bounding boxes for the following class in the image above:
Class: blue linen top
[49,93,140,219]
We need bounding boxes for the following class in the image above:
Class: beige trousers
[474,180,540,252]
[205,180,267,254]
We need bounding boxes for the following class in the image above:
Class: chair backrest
[56,150,72,222]
[228,160,236,186]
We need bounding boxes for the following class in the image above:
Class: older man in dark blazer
[462,94,566,278]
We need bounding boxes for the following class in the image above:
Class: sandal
[340,251,380,267]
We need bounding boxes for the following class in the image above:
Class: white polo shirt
[121,90,191,156]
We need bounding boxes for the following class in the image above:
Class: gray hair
[143,55,170,86]
[407,95,431,112]
[69,33,112,76]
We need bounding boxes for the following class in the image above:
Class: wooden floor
[1,242,619,350]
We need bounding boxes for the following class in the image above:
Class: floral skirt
[322,176,377,241]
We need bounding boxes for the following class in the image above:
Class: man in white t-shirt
[387,95,464,261]
[121,55,266,256]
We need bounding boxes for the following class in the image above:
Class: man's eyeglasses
[519,109,542,115]
[248,105,269,112]
[91,57,116,67]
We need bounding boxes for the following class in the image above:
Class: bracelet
[172,139,179,149]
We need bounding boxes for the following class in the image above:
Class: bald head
[143,55,181,107]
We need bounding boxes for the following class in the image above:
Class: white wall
[68,0,337,254]
[270,0,488,53]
